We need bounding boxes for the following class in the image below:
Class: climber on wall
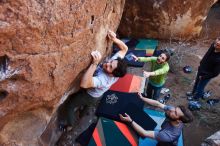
[59,30,128,129]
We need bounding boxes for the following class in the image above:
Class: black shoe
[187,96,193,101]
[164,94,171,101]
[186,91,193,96]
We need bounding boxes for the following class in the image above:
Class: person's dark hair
[112,58,127,77]
[178,105,194,123]
[163,52,170,61]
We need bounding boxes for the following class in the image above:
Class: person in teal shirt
[132,52,170,99]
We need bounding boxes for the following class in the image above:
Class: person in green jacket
[132,52,170,100]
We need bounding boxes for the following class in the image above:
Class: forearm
[113,38,128,52]
[138,57,151,62]
[131,121,155,138]
[141,97,165,109]
[80,63,97,88]
[148,72,156,76]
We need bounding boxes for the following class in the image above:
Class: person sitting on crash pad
[120,93,193,146]
[132,52,170,100]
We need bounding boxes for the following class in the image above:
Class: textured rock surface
[0,0,125,145]
[118,0,218,40]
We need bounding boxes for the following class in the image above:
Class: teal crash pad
[135,39,158,50]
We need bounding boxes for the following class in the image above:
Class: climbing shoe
[188,101,201,111]
[186,91,193,96]
[207,99,219,106]
[202,91,211,99]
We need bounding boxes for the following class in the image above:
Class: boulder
[118,0,218,40]
[0,0,125,145]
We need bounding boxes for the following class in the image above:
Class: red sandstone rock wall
[118,0,218,40]
[0,0,125,145]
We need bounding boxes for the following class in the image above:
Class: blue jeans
[192,73,211,99]
[146,83,163,100]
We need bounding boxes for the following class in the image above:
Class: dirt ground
[56,39,220,146]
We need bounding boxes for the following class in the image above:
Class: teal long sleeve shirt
[139,57,169,87]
